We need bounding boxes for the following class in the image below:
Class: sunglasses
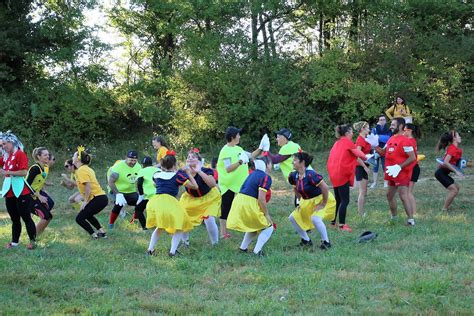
[64,165,71,168]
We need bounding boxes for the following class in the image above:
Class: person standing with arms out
[73,146,108,238]
[384,118,417,226]
[353,121,372,217]
[370,115,392,188]
[404,124,422,215]
[435,130,464,212]
[288,152,335,250]
[152,135,168,167]
[132,156,160,230]
[327,124,368,232]
[108,151,142,229]
[0,131,37,249]
[26,147,55,236]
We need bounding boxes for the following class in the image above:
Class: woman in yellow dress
[288,152,335,250]
[180,148,221,245]
[146,152,199,257]
[227,157,274,256]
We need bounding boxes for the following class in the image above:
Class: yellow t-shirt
[156,146,168,163]
[75,165,105,201]
[385,104,412,120]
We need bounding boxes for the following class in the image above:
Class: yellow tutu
[146,194,193,234]
[227,193,271,233]
[179,187,221,226]
[290,192,336,231]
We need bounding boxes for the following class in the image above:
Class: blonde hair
[32,147,48,162]
[353,121,369,133]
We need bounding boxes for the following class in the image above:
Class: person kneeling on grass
[226,156,274,256]
[288,152,335,250]
[73,147,108,239]
[146,151,199,257]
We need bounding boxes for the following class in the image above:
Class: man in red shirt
[384,118,417,226]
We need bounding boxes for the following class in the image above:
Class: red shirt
[406,137,418,169]
[0,150,31,197]
[442,144,462,170]
[327,137,358,187]
[384,135,414,181]
[356,135,371,154]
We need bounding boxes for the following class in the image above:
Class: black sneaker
[239,248,248,253]
[320,240,331,250]
[255,250,265,257]
[298,238,313,247]
[168,250,181,257]
[97,232,107,239]
[146,250,155,256]
[91,233,99,239]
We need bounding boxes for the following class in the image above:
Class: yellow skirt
[179,187,221,227]
[227,193,271,233]
[290,192,336,231]
[146,194,193,234]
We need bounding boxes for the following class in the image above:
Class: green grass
[0,140,473,314]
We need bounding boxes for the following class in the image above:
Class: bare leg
[386,186,398,217]
[357,179,368,216]
[408,181,417,214]
[398,186,413,219]
[444,183,460,210]
[36,219,51,236]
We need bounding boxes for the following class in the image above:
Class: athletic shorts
[355,166,369,181]
[32,191,54,220]
[435,168,454,188]
[410,164,420,183]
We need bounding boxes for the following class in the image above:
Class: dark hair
[161,154,176,170]
[437,129,458,151]
[188,149,203,161]
[152,135,167,147]
[396,96,406,104]
[294,152,313,167]
[405,123,422,139]
[225,126,241,142]
[79,151,92,165]
[65,159,77,170]
[394,117,406,131]
[335,124,352,138]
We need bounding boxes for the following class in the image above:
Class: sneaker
[298,238,313,247]
[6,242,19,249]
[320,240,332,250]
[254,250,265,257]
[339,224,353,232]
[26,242,36,250]
[91,233,99,239]
[222,233,231,239]
[168,250,181,257]
[146,250,155,256]
[407,219,416,226]
[97,232,108,239]
[108,223,114,229]
[369,183,376,189]
[239,247,248,253]
[142,227,148,231]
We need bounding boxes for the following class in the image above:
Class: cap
[142,156,153,166]
[127,150,138,159]
[225,126,242,140]
[276,128,292,140]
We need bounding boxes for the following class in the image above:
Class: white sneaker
[407,219,416,226]
[369,183,376,189]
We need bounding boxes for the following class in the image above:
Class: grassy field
[0,140,473,314]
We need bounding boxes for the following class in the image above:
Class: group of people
[0,109,466,255]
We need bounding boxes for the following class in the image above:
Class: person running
[370,115,392,188]
[227,157,274,256]
[384,118,417,226]
[404,123,422,215]
[435,130,464,212]
[25,147,55,236]
[353,121,372,217]
[0,131,37,249]
[132,156,160,230]
[60,159,83,210]
[108,151,142,228]
[146,151,199,257]
[152,135,168,166]
[73,147,108,238]
[288,152,335,250]
[180,148,221,246]
[327,124,368,232]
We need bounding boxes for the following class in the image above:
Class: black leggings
[220,190,235,220]
[111,192,138,214]
[134,199,148,229]
[76,195,108,235]
[5,195,37,243]
[332,182,350,225]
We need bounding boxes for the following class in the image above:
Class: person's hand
[265,214,273,226]
[115,193,127,206]
[386,165,402,178]
[314,203,326,212]
[192,161,202,173]
[238,152,249,164]
[0,169,8,177]
[38,194,48,204]
[455,170,464,178]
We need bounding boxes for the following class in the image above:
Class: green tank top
[137,166,160,199]
[216,144,248,194]
[278,141,301,180]
[27,163,49,192]
[110,160,142,193]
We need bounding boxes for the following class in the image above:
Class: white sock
[182,232,190,245]
[148,228,160,251]
[240,232,257,250]
[204,217,219,245]
[289,215,310,241]
[311,216,329,242]
[253,226,274,254]
[170,232,183,254]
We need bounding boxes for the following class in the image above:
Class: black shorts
[411,164,420,182]
[32,191,54,220]
[220,190,235,220]
[435,168,454,188]
[355,166,368,181]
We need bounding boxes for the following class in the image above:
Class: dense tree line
[1,0,472,148]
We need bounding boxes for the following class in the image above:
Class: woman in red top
[435,130,464,211]
[0,131,36,249]
[354,121,372,217]
[327,124,367,232]
[404,124,421,215]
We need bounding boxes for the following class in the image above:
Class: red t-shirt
[327,137,358,187]
[406,137,418,169]
[442,144,462,170]
[356,135,371,154]
[0,150,31,197]
[384,135,414,181]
